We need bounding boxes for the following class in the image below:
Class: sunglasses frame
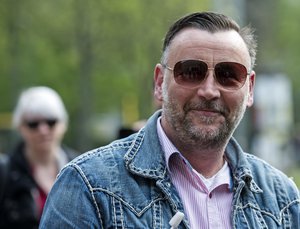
[23,119,58,130]
[163,59,251,91]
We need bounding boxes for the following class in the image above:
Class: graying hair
[161,12,257,69]
[12,86,68,128]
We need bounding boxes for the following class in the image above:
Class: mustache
[183,100,228,116]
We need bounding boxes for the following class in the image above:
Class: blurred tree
[0,0,211,151]
[247,0,300,125]
[5,1,300,152]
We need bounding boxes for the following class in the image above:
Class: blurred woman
[0,86,77,229]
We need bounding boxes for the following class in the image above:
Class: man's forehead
[168,28,251,66]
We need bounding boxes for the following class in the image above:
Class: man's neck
[182,149,226,178]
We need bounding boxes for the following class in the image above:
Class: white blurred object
[169,211,185,229]
[252,74,293,171]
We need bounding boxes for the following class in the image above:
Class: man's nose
[196,70,221,100]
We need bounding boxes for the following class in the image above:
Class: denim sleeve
[291,201,300,228]
[290,183,300,227]
[39,165,102,228]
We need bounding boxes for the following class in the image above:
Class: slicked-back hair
[161,12,257,69]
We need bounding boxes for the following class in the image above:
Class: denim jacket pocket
[234,201,298,229]
[94,188,181,229]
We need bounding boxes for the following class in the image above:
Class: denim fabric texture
[40,110,300,229]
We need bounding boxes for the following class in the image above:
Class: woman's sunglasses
[164,59,250,90]
[24,119,58,130]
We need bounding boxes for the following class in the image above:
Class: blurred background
[0,0,299,186]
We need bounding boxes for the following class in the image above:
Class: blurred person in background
[0,86,77,229]
[0,152,9,205]
[40,12,299,228]
[117,120,147,139]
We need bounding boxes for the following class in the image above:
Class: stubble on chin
[164,99,237,150]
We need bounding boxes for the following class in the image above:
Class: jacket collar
[124,110,166,179]
[225,138,263,193]
[125,110,262,192]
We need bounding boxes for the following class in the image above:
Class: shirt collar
[156,117,195,173]
[156,116,233,190]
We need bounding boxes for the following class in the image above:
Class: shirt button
[209,193,212,198]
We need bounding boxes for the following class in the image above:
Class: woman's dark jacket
[0,142,77,229]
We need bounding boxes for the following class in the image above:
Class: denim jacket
[40,111,300,229]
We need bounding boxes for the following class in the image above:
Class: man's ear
[154,64,164,102]
[247,71,256,107]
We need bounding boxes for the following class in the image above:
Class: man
[40,12,300,228]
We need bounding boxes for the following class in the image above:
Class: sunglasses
[164,59,250,90]
[24,119,58,130]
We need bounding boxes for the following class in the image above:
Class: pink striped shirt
[157,118,233,229]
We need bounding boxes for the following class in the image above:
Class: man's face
[154,28,255,150]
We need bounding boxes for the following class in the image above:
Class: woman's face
[19,115,66,154]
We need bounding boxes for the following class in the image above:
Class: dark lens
[46,119,57,128]
[26,121,39,129]
[173,60,208,87]
[215,62,247,89]
[25,119,58,130]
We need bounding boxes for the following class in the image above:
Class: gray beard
[163,97,247,151]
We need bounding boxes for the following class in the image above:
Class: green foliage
[0,0,210,150]
[1,0,299,154]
